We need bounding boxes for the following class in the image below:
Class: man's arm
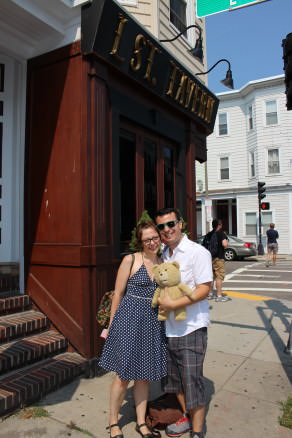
[221,231,228,248]
[157,282,211,312]
[222,239,228,248]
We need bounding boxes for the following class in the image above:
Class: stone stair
[0,293,88,417]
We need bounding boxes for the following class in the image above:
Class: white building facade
[196,75,292,254]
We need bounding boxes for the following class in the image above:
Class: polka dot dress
[99,264,167,381]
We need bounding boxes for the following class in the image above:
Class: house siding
[197,75,292,254]
[121,0,208,82]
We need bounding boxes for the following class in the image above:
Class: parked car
[197,234,257,261]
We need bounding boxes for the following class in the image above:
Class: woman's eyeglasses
[156,220,179,231]
[142,236,160,245]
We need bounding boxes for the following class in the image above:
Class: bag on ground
[146,393,183,430]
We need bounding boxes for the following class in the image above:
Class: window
[268,148,280,174]
[220,156,229,180]
[170,0,187,35]
[144,138,157,219]
[218,112,228,136]
[245,212,257,235]
[265,100,278,125]
[119,130,136,242]
[262,211,272,235]
[164,146,175,208]
[248,105,254,130]
[249,151,255,178]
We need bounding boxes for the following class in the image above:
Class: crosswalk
[222,261,292,297]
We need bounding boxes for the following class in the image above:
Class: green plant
[18,406,50,419]
[278,396,292,429]
[128,210,153,251]
[67,421,94,436]
[180,216,190,238]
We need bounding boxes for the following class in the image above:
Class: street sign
[204,199,212,206]
[196,0,270,18]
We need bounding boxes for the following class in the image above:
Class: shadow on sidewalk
[258,299,292,384]
[210,298,292,384]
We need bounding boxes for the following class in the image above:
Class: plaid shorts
[162,327,208,410]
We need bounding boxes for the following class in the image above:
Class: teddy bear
[151,261,194,321]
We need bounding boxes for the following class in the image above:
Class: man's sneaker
[192,433,204,438]
[165,415,191,437]
[215,295,229,302]
[207,292,216,300]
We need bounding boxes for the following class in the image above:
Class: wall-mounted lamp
[160,24,203,62]
[197,58,234,89]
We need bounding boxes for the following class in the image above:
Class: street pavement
[223,256,292,301]
[0,260,291,437]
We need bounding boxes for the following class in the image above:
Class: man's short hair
[154,207,181,221]
[270,223,275,228]
[212,219,222,230]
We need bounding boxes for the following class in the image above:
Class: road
[222,257,292,302]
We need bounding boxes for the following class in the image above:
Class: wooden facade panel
[28,53,83,245]
[30,244,112,266]
[27,266,88,354]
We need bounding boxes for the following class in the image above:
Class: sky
[204,0,292,93]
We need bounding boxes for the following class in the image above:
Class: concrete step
[0,352,88,416]
[0,295,31,316]
[0,310,48,344]
[0,330,68,374]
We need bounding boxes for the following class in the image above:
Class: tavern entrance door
[118,122,177,251]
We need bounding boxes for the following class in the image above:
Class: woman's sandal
[135,423,161,438]
[106,423,124,438]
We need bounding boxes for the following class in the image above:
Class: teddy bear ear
[152,264,159,272]
[172,261,180,270]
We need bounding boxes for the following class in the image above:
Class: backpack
[202,230,218,258]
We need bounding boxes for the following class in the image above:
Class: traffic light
[258,181,266,200]
[261,202,270,210]
[282,33,292,110]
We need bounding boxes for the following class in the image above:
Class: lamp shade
[220,69,234,89]
[190,38,203,62]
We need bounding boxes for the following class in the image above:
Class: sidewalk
[0,294,291,438]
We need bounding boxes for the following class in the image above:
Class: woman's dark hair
[136,221,158,249]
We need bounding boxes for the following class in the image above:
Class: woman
[99,221,167,438]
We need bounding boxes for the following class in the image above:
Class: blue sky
[204,0,292,93]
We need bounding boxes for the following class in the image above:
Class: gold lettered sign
[81,0,218,131]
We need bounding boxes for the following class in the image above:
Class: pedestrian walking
[266,223,279,267]
[204,219,229,302]
[154,208,212,438]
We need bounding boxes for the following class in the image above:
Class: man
[207,219,229,302]
[266,223,279,267]
[155,208,212,438]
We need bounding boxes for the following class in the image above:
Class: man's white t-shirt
[162,234,212,337]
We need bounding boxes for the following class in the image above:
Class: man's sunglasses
[156,220,179,231]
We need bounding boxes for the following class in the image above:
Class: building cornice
[196,183,292,200]
[216,75,285,101]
